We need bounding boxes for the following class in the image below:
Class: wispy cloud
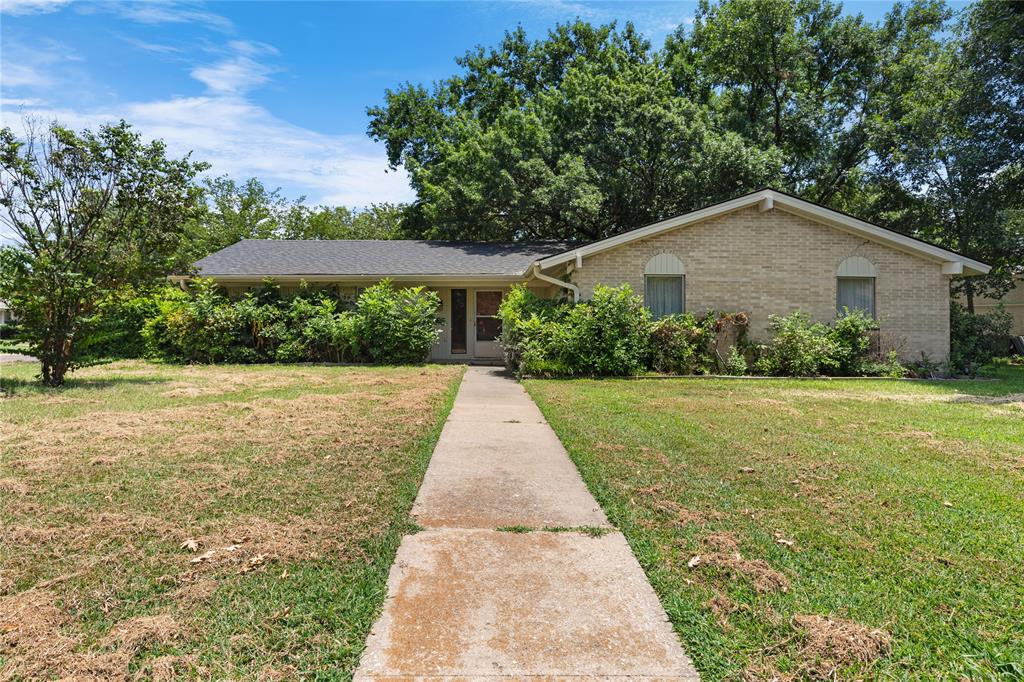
[0,96,414,207]
[105,2,234,33]
[120,36,183,55]
[191,57,276,94]
[189,39,280,95]
[1,2,411,207]
[0,0,71,15]
[1,63,53,88]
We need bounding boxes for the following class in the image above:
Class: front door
[474,290,504,358]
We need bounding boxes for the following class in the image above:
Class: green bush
[724,345,748,375]
[498,284,651,376]
[830,308,880,375]
[949,302,1012,374]
[497,285,567,374]
[356,280,441,364]
[142,278,439,365]
[755,312,840,377]
[559,285,652,375]
[84,286,165,359]
[158,278,242,363]
[755,310,902,377]
[649,313,717,374]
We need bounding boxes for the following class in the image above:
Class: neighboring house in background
[0,301,15,327]
[191,189,990,363]
[965,276,1024,335]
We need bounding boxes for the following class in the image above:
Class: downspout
[532,263,580,303]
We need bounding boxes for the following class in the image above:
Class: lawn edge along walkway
[354,367,699,680]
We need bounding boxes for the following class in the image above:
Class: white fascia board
[536,189,991,276]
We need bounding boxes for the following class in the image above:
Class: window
[475,291,503,341]
[644,253,686,318]
[451,289,467,354]
[645,276,684,318]
[836,256,876,317]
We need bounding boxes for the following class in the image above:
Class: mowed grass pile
[526,365,1024,680]
[0,360,463,679]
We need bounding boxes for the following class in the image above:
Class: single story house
[191,189,990,363]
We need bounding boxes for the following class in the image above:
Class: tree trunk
[964,278,976,315]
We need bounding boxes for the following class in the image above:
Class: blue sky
[1,0,969,209]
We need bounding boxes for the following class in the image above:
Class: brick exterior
[571,206,952,361]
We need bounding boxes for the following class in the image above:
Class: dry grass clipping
[688,532,791,593]
[0,363,461,678]
[792,614,891,679]
[0,590,185,680]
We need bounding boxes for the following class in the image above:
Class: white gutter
[532,264,580,303]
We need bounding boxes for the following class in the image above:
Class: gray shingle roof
[193,240,572,277]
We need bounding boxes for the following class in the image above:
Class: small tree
[0,119,207,385]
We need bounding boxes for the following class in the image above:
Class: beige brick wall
[571,205,952,361]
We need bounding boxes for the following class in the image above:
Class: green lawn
[526,364,1024,681]
[0,360,463,680]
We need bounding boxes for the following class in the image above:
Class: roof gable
[537,189,990,276]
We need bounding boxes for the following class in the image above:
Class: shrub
[949,302,1012,375]
[755,310,902,377]
[649,313,717,374]
[157,278,242,363]
[355,280,440,364]
[831,308,880,375]
[496,285,566,374]
[755,312,840,377]
[724,345,748,375]
[143,278,439,365]
[86,286,169,359]
[558,285,652,375]
[498,284,651,376]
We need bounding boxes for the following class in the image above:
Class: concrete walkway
[354,367,699,680]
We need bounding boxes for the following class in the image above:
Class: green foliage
[496,285,567,374]
[0,119,207,385]
[498,284,651,376]
[369,22,781,242]
[949,302,1013,375]
[158,279,243,363]
[830,308,880,375]
[87,286,184,360]
[756,310,900,377]
[649,313,718,375]
[355,280,441,364]
[755,313,840,377]
[143,278,439,366]
[559,285,653,375]
[178,175,406,265]
[724,345,748,375]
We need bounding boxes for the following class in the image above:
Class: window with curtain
[837,277,875,317]
[645,276,684,318]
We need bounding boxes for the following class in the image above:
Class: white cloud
[0,96,415,207]
[107,2,233,32]
[191,56,276,94]
[0,0,71,15]
[1,63,53,88]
